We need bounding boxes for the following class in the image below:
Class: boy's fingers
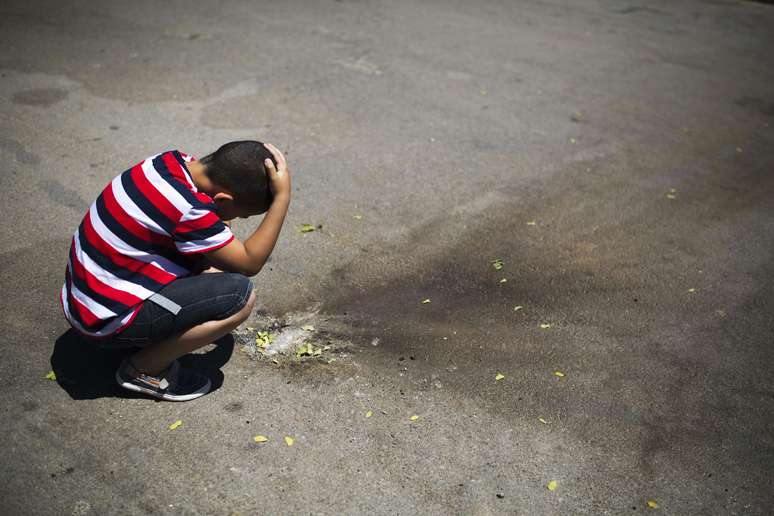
[263,143,286,170]
[264,158,277,176]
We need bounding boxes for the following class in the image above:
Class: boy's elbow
[241,262,264,277]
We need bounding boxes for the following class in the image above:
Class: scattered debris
[353,214,363,220]
[284,436,295,447]
[371,337,380,346]
[547,480,558,492]
[169,420,182,430]
[299,223,317,233]
[253,435,269,443]
[539,323,552,329]
[255,331,276,350]
[538,417,548,425]
[45,371,57,381]
[495,373,505,381]
[421,298,431,304]
[499,278,507,284]
[295,342,323,358]
[666,189,677,200]
[513,305,523,312]
[688,288,696,293]
[236,314,342,362]
[570,111,586,123]
[736,146,743,153]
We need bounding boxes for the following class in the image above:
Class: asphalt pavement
[1,0,773,514]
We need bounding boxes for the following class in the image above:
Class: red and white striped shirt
[61,150,234,338]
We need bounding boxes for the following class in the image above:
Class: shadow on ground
[49,330,234,400]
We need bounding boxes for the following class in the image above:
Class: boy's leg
[130,289,255,375]
[105,272,255,400]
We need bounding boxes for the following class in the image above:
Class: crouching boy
[60,141,290,401]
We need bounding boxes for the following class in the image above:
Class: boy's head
[199,140,277,220]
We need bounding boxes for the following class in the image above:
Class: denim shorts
[102,272,253,349]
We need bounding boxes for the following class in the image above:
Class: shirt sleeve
[172,203,234,255]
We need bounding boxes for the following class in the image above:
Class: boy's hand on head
[263,143,291,201]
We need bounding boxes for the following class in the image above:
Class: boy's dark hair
[199,141,276,205]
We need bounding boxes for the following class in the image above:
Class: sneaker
[115,357,211,401]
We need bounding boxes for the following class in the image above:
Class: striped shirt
[61,150,234,338]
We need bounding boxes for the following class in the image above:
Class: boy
[61,141,291,401]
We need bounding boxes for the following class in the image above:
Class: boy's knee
[230,289,255,325]
[215,273,254,321]
[232,276,255,318]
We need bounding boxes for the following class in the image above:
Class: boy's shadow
[50,329,234,400]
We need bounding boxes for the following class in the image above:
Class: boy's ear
[212,192,235,204]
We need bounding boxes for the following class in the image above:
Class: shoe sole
[115,371,211,402]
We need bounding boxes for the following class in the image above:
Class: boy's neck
[187,161,217,195]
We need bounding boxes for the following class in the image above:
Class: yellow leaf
[421,298,431,304]
[539,323,552,329]
[526,220,537,226]
[495,373,505,381]
[492,259,504,270]
[547,480,557,491]
[499,278,507,284]
[687,288,696,293]
[299,223,316,233]
[353,214,363,220]
[410,415,419,421]
[513,305,523,312]
[365,410,373,418]
[253,435,269,443]
[45,371,57,381]
[554,371,565,377]
[666,193,676,200]
[284,436,294,447]
[647,500,658,509]
[301,325,315,331]
[538,417,548,425]
[169,420,182,430]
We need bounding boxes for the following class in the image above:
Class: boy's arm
[203,144,291,277]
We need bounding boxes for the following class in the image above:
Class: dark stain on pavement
[0,137,40,165]
[225,401,244,412]
[12,87,68,107]
[735,96,774,117]
[38,178,89,212]
[311,147,774,485]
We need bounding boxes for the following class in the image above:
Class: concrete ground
[1,0,773,514]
